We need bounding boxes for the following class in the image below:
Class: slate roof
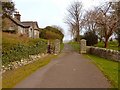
[7,16,30,28]
[22,21,39,30]
[4,15,39,29]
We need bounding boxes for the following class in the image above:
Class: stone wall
[1,53,48,74]
[87,46,120,62]
[2,17,18,31]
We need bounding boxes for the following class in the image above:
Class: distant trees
[39,26,64,42]
[82,2,118,48]
[65,1,83,42]
[115,1,120,47]
[52,25,64,35]
[65,1,119,48]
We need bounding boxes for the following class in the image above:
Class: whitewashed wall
[29,26,34,38]
[34,30,39,38]
[18,26,25,34]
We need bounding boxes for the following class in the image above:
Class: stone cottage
[2,13,30,36]
[2,12,40,38]
[22,21,39,38]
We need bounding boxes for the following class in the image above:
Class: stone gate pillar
[80,39,86,54]
[54,39,60,55]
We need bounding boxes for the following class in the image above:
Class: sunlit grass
[86,54,119,88]
[60,43,64,52]
[95,41,120,51]
[69,41,119,88]
[68,41,80,52]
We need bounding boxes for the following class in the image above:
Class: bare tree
[83,10,98,33]
[83,9,105,42]
[68,23,76,40]
[65,1,83,42]
[93,2,118,48]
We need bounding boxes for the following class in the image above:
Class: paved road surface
[14,44,111,88]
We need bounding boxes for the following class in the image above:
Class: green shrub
[83,31,98,46]
[39,26,64,43]
[2,33,48,66]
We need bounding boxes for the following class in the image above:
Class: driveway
[14,44,111,88]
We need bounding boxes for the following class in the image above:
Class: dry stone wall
[1,53,48,73]
[87,46,120,62]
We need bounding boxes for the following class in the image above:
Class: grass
[85,54,119,88]
[69,41,119,88]
[2,54,58,88]
[95,41,120,51]
[0,6,2,13]
[68,41,80,52]
[60,43,64,52]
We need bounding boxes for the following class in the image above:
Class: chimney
[14,12,21,21]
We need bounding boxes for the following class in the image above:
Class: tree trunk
[76,20,80,42]
[104,38,108,48]
[76,32,80,42]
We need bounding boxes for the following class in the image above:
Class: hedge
[2,33,48,66]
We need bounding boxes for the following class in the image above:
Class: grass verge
[2,54,57,88]
[69,41,119,88]
[68,42,80,52]
[95,41,120,51]
[60,43,64,52]
[85,54,119,88]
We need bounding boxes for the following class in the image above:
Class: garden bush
[2,33,48,66]
[83,31,98,46]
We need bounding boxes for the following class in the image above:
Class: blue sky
[12,0,105,41]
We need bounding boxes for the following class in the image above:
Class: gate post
[80,39,86,54]
[54,39,60,55]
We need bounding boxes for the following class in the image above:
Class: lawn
[86,54,119,88]
[2,55,58,88]
[95,41,120,51]
[68,41,80,52]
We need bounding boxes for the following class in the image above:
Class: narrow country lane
[14,44,111,88]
